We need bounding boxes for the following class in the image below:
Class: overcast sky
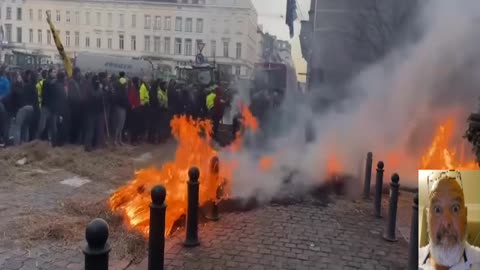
[252,0,310,81]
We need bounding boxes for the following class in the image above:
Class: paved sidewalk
[0,190,413,269]
[130,194,411,270]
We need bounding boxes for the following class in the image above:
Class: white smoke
[223,0,480,200]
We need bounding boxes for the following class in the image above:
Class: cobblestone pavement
[129,194,412,270]
[0,191,413,270]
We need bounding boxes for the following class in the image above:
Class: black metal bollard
[148,185,167,270]
[83,218,111,270]
[184,167,200,247]
[206,156,220,221]
[408,193,419,269]
[363,152,373,199]
[374,161,384,218]
[383,173,400,242]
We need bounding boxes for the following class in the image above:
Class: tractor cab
[175,63,217,89]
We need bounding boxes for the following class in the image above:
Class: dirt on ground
[0,140,178,263]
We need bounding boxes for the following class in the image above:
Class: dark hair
[119,71,125,78]
[57,71,66,81]
[41,70,48,79]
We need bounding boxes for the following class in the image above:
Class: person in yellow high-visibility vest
[139,80,150,106]
[35,70,47,108]
[138,78,150,142]
[205,85,224,139]
[157,80,170,142]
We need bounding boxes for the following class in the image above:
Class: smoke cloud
[222,0,480,201]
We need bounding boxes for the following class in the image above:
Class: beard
[429,232,466,267]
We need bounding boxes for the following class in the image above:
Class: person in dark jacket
[5,72,35,145]
[84,74,106,152]
[23,70,40,142]
[67,67,86,144]
[50,71,69,147]
[126,77,142,145]
[111,72,129,145]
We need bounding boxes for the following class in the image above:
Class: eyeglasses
[427,170,463,193]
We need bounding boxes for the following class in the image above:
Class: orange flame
[109,106,258,237]
[419,117,477,170]
[259,156,275,171]
[326,153,343,176]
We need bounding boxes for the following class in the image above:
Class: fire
[109,115,236,236]
[419,117,477,169]
[259,156,274,171]
[326,153,343,176]
[109,104,260,237]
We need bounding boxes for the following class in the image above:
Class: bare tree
[346,0,419,63]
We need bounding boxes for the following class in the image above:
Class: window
[131,14,136,28]
[96,37,101,48]
[65,31,70,47]
[235,66,241,76]
[29,9,33,21]
[223,41,229,57]
[108,38,112,49]
[144,15,151,29]
[16,8,22,21]
[5,24,11,42]
[154,36,161,52]
[38,9,42,21]
[236,42,242,59]
[107,13,112,27]
[185,39,192,56]
[154,16,161,30]
[185,18,192,32]
[119,34,124,50]
[85,36,90,47]
[164,37,171,54]
[96,12,101,26]
[165,17,171,31]
[66,11,71,23]
[29,29,33,43]
[38,29,42,44]
[131,35,136,51]
[16,27,22,43]
[175,17,182,31]
[6,7,11,20]
[144,36,151,52]
[174,38,182,55]
[74,31,79,47]
[85,12,90,25]
[47,30,51,45]
[196,19,203,33]
[55,10,60,22]
[75,11,79,25]
[119,14,124,28]
[211,40,216,57]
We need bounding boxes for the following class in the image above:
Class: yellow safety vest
[36,79,44,107]
[157,88,168,109]
[139,83,149,106]
[206,92,216,110]
[119,77,127,85]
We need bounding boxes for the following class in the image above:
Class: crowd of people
[0,66,232,151]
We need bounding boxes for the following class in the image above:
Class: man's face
[428,177,467,248]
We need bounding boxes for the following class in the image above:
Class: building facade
[300,0,418,91]
[0,0,259,78]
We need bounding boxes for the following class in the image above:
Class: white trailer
[74,52,154,79]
